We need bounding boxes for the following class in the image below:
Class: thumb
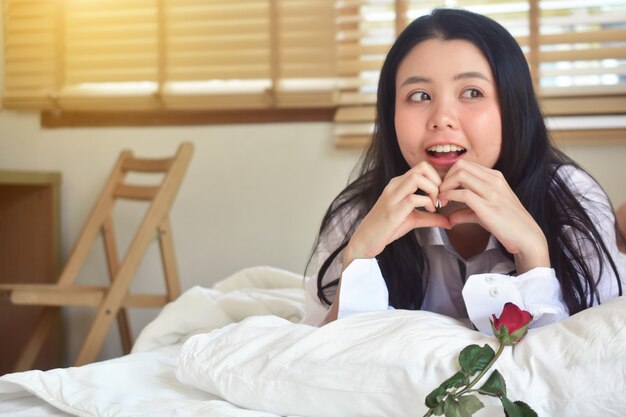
[448,208,480,228]
[411,212,451,230]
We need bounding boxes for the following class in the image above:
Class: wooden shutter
[161,0,272,110]
[3,0,59,109]
[335,0,396,147]
[536,0,626,115]
[61,0,159,110]
[2,0,336,112]
[334,0,626,147]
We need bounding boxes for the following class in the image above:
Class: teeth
[427,144,465,153]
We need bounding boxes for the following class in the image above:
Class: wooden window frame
[40,108,336,128]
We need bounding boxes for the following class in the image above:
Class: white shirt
[303,165,626,333]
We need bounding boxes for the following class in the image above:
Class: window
[3,0,336,113]
[334,0,626,146]
[3,0,625,136]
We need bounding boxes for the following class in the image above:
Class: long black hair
[308,8,622,314]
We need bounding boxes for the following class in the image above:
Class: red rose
[490,303,533,346]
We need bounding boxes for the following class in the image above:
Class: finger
[439,159,499,194]
[446,158,496,181]
[448,208,482,228]
[438,188,488,220]
[391,161,442,194]
[408,210,451,230]
[413,163,445,207]
[406,193,437,213]
[390,212,451,238]
[409,161,443,187]
[392,171,441,205]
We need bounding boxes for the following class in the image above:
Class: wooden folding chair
[0,142,194,370]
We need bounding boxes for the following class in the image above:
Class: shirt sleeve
[304,258,389,325]
[337,258,389,319]
[463,165,626,335]
[301,204,360,326]
[335,259,570,333]
[462,267,569,334]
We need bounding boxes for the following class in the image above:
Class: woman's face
[394,38,502,178]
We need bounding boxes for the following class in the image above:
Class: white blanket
[0,266,305,417]
[1,266,625,417]
[177,296,626,417]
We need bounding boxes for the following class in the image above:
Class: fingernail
[435,199,441,210]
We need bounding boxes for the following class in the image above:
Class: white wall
[0,112,363,364]
[1,13,625,366]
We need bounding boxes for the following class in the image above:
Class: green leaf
[457,394,484,414]
[512,401,538,417]
[477,369,506,397]
[459,344,495,376]
[442,396,480,417]
[502,396,522,417]
[426,371,469,408]
[433,403,445,416]
[426,386,447,408]
[502,397,538,417]
[442,397,464,417]
[441,371,469,390]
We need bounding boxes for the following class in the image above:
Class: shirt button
[489,287,500,297]
[485,275,497,284]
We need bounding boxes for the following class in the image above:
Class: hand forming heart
[343,159,550,274]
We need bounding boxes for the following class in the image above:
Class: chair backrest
[71,142,194,365]
[57,143,193,288]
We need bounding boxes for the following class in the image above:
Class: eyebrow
[454,71,490,82]
[400,71,490,86]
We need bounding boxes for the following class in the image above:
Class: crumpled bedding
[176,294,626,417]
[0,266,305,417]
[1,265,625,417]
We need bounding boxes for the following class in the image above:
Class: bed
[1,265,625,417]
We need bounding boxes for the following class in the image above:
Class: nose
[428,102,457,130]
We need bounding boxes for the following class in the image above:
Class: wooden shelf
[0,170,64,375]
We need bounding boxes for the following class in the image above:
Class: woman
[304,8,624,332]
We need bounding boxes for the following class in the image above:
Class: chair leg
[158,218,181,301]
[102,217,133,354]
[74,288,126,366]
[115,309,133,355]
[75,222,156,366]
[13,308,59,372]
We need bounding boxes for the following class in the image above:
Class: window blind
[2,0,337,111]
[334,0,626,147]
[4,0,59,109]
[3,0,625,133]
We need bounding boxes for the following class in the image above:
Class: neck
[445,224,491,260]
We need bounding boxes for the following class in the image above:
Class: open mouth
[426,144,467,158]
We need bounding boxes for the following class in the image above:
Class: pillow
[176,296,626,417]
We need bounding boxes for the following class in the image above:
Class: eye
[460,88,483,99]
[409,91,431,102]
